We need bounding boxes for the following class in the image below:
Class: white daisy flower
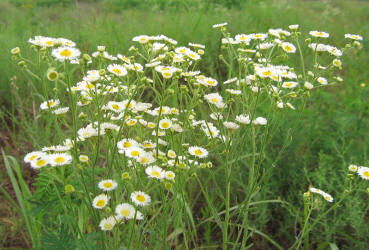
[159,118,172,130]
[145,166,164,179]
[132,35,151,44]
[165,171,176,180]
[309,31,329,38]
[40,99,60,110]
[317,77,328,85]
[107,64,128,77]
[344,34,363,41]
[99,216,116,231]
[281,42,296,53]
[115,203,136,220]
[131,191,151,206]
[92,194,110,209]
[166,150,176,159]
[282,81,298,89]
[125,147,145,159]
[49,153,72,166]
[98,180,118,191]
[204,93,225,109]
[188,146,208,158]
[51,47,81,61]
[358,166,369,180]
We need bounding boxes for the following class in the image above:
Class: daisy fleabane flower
[164,171,176,180]
[204,93,225,108]
[51,46,81,61]
[131,191,151,206]
[159,118,172,130]
[92,194,110,209]
[357,166,369,180]
[188,146,208,158]
[281,42,296,53]
[107,64,128,77]
[49,153,72,166]
[344,34,363,41]
[40,99,60,110]
[309,31,329,38]
[99,216,117,231]
[145,166,164,179]
[115,203,136,220]
[98,180,118,191]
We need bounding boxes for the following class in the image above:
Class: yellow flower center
[36,159,46,167]
[206,80,215,85]
[45,41,54,46]
[194,149,203,156]
[54,157,66,164]
[104,223,112,230]
[163,72,172,78]
[152,171,161,177]
[285,83,292,87]
[210,98,219,103]
[316,32,324,36]
[103,182,113,188]
[285,45,293,51]
[86,83,94,89]
[124,141,132,148]
[60,49,72,57]
[148,123,155,129]
[140,157,149,164]
[167,173,174,178]
[112,104,120,110]
[131,150,140,157]
[254,34,262,38]
[128,120,136,126]
[136,195,146,202]
[144,143,152,148]
[363,171,369,178]
[30,155,38,161]
[161,122,170,128]
[112,68,122,75]
[121,209,130,216]
[262,71,272,76]
[96,199,105,207]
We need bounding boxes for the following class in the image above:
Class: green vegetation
[1,0,368,249]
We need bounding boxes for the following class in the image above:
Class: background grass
[1,0,369,248]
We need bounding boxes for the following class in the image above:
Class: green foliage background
[0,0,368,248]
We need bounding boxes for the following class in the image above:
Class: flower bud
[47,68,59,81]
[10,47,20,55]
[65,184,75,194]
[121,172,130,179]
